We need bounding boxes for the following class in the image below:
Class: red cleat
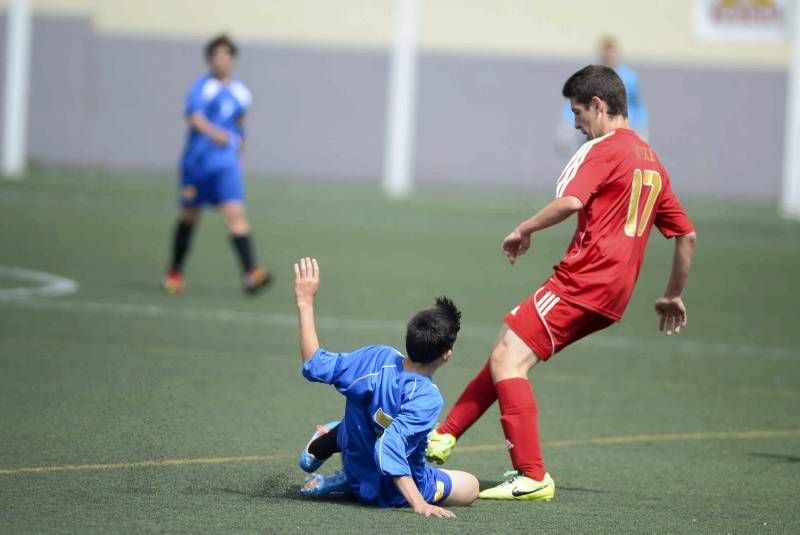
[162,270,185,294]
[242,267,272,295]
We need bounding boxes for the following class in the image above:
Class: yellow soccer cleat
[478,470,555,501]
[425,428,457,465]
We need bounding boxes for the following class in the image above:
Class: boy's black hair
[405,297,462,364]
[562,64,628,118]
[205,34,238,60]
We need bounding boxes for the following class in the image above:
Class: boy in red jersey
[425,65,697,501]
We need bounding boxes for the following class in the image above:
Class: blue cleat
[298,420,340,473]
[301,470,350,497]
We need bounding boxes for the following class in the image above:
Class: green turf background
[1,171,799,533]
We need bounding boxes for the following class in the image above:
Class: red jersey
[547,128,694,321]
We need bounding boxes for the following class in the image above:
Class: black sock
[308,423,341,460]
[230,234,256,274]
[170,220,194,272]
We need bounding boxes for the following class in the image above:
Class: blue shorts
[426,467,453,505]
[349,464,453,508]
[179,164,244,207]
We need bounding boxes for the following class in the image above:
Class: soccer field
[1,171,799,533]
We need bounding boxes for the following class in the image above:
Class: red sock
[496,377,545,481]
[438,359,496,438]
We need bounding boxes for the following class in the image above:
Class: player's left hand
[294,257,320,306]
[501,228,532,265]
[654,296,687,336]
[412,502,456,519]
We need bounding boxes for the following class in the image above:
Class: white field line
[0,294,795,361]
[0,296,396,331]
[0,266,79,299]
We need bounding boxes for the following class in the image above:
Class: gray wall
[28,15,94,166]
[642,64,785,199]
[416,54,786,200]
[18,14,789,199]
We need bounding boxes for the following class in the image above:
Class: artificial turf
[1,170,798,533]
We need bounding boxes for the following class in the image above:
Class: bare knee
[228,220,250,236]
[462,473,479,505]
[442,470,479,506]
[490,343,519,382]
[221,203,250,235]
[488,344,506,379]
[489,330,538,382]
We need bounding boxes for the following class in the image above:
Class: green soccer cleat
[425,428,457,465]
[478,470,555,501]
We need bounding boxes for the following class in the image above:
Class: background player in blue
[292,257,479,518]
[162,34,271,295]
[556,35,649,156]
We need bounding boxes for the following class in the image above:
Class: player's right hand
[294,257,320,306]
[654,296,687,335]
[501,228,531,265]
[412,503,456,519]
[210,128,230,146]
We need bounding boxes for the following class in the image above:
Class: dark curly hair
[405,297,462,364]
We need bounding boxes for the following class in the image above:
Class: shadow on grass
[749,452,800,463]
[556,485,608,494]
[196,471,362,508]
[121,278,237,299]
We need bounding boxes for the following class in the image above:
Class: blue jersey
[181,74,252,172]
[562,64,649,132]
[302,345,444,507]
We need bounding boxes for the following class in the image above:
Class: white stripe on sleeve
[556,131,616,198]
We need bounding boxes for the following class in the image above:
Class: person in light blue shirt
[557,36,649,156]
[162,34,271,296]
[292,257,478,518]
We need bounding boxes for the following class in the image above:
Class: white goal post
[382,0,419,198]
[2,0,32,179]
[782,1,800,218]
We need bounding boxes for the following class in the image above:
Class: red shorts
[503,283,614,361]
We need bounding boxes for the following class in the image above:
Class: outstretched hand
[294,257,320,307]
[654,296,687,336]
[412,502,456,519]
[501,228,532,265]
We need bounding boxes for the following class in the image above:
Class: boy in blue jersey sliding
[162,35,271,295]
[293,257,478,518]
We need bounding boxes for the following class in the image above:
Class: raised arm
[502,196,584,265]
[654,231,697,335]
[294,257,321,361]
